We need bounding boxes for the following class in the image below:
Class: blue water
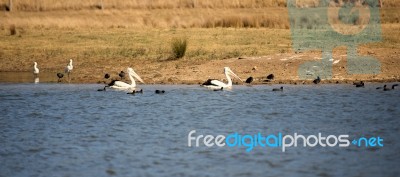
[0,83,399,177]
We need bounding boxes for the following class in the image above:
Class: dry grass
[0,0,399,11]
[9,24,16,35]
[0,0,288,11]
[0,27,292,71]
[0,1,399,83]
[0,8,290,29]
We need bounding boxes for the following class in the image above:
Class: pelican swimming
[109,67,144,90]
[201,67,243,89]
[33,62,39,77]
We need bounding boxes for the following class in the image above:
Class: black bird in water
[376,84,399,91]
[353,81,364,87]
[119,71,125,80]
[57,73,64,83]
[97,86,107,91]
[155,90,165,94]
[127,89,143,95]
[272,87,283,91]
[245,77,254,84]
[104,73,110,79]
[313,76,321,84]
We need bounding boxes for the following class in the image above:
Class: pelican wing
[210,80,228,87]
[201,79,216,86]
[111,81,132,88]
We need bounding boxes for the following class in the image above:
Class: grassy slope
[0,6,399,83]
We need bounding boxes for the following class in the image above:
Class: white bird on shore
[201,67,243,89]
[109,67,144,90]
[65,59,73,77]
[33,62,39,76]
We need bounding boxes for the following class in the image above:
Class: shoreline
[1,71,399,85]
[1,52,399,85]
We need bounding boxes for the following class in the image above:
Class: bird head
[224,67,243,82]
[127,67,144,83]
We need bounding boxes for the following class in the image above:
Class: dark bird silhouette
[97,86,106,91]
[155,90,165,94]
[382,84,398,91]
[213,87,224,91]
[313,76,321,84]
[272,87,283,91]
[127,89,143,95]
[245,77,254,84]
[376,84,398,90]
[136,89,143,93]
[267,74,274,80]
[107,79,120,87]
[104,73,110,79]
[119,71,125,80]
[354,81,364,87]
[57,73,64,83]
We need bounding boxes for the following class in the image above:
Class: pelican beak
[228,69,243,82]
[130,70,145,83]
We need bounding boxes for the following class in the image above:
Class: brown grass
[0,8,291,29]
[0,0,289,11]
[9,24,16,35]
[1,0,400,11]
[0,1,398,83]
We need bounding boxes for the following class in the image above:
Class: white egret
[65,59,73,77]
[33,62,39,76]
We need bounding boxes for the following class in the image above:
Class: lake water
[0,83,399,177]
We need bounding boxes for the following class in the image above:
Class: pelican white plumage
[109,67,144,90]
[201,67,243,89]
[33,62,39,76]
[65,59,73,77]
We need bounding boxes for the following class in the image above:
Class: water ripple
[0,84,399,177]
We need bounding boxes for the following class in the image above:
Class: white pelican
[33,62,39,76]
[65,59,73,77]
[201,67,243,89]
[109,67,144,90]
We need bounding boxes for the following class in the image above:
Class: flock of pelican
[32,61,247,91]
[32,61,398,92]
